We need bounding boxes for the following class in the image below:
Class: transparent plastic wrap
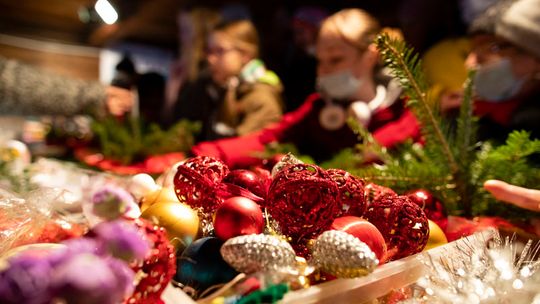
[0,188,86,257]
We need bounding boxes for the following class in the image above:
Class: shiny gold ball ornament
[140,187,178,212]
[423,219,448,251]
[140,201,200,252]
[311,230,378,278]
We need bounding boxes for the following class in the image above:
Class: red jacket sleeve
[191,93,320,168]
[372,108,421,148]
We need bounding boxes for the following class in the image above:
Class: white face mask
[474,58,525,102]
[316,70,362,100]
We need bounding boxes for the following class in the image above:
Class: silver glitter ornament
[220,234,297,274]
[311,230,378,278]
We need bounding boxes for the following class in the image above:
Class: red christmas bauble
[268,163,339,256]
[251,167,272,198]
[127,217,176,304]
[331,216,387,262]
[405,189,447,231]
[223,169,267,200]
[364,183,397,206]
[214,197,264,241]
[327,169,366,217]
[173,156,229,213]
[363,195,429,261]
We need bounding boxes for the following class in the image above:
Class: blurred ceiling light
[94,0,118,25]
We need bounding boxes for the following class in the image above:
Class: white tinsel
[402,230,540,304]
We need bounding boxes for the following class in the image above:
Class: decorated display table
[160,229,498,304]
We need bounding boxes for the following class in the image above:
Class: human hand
[483,179,540,212]
[105,86,134,116]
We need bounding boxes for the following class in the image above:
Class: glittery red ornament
[126,217,176,304]
[214,197,264,241]
[268,163,339,256]
[327,169,366,217]
[405,189,447,231]
[363,195,429,261]
[364,183,397,206]
[173,156,229,213]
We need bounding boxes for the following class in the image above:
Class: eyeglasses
[206,46,238,57]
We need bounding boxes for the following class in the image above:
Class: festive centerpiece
[75,118,200,175]
[1,33,539,304]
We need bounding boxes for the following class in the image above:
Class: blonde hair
[320,8,403,51]
[213,20,260,58]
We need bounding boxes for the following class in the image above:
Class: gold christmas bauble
[141,201,200,252]
[424,219,448,251]
[140,187,178,212]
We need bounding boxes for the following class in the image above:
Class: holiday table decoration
[326,169,366,217]
[405,188,447,231]
[174,237,239,297]
[140,201,200,252]
[311,230,378,278]
[424,219,448,251]
[173,156,229,214]
[267,163,340,256]
[331,216,387,262]
[223,169,267,200]
[363,195,429,261]
[77,118,199,174]
[220,234,297,274]
[213,196,264,241]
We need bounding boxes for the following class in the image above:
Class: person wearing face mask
[191,9,422,168]
[467,0,540,143]
[202,19,283,140]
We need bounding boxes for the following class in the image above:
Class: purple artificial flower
[50,253,134,304]
[49,238,105,267]
[0,253,54,304]
[93,219,150,262]
[91,186,135,220]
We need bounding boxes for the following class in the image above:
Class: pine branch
[375,34,459,176]
[455,70,477,160]
[453,69,478,216]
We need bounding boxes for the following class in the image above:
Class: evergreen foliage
[266,34,540,220]
[91,118,200,165]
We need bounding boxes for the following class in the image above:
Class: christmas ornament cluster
[134,154,434,298]
[0,153,440,303]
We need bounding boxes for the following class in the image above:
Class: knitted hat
[468,0,516,35]
[496,0,540,58]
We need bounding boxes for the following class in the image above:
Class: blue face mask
[317,70,362,100]
[474,58,525,102]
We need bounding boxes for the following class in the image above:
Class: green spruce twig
[375,34,459,177]
[453,70,477,216]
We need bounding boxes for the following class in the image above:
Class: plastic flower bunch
[0,219,150,304]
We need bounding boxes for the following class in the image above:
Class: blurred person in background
[202,19,283,140]
[466,0,540,143]
[192,8,421,168]
[0,55,133,117]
